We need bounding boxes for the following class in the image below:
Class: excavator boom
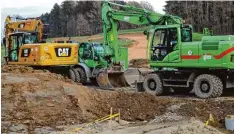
[96,1,183,89]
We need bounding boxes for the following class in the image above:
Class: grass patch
[47,26,151,42]
[49,35,135,47]
[89,38,135,47]
[47,35,90,43]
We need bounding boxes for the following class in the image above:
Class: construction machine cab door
[8,33,37,62]
[8,33,24,62]
[150,25,181,63]
[2,37,6,56]
[79,43,96,67]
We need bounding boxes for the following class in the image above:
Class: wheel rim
[148,79,156,91]
[200,81,210,93]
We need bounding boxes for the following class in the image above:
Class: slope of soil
[1,65,44,73]
[129,58,149,68]
[1,65,234,133]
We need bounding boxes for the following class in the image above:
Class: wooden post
[110,107,113,117]
[118,109,121,123]
[109,107,113,128]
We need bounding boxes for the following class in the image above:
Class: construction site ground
[2,33,234,134]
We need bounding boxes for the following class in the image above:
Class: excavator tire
[75,67,87,84]
[194,74,223,98]
[143,73,163,95]
[69,68,76,82]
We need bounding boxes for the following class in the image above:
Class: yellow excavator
[3,16,78,66]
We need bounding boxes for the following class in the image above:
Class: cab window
[24,34,37,44]
[151,28,178,61]
[181,26,192,42]
[79,43,93,59]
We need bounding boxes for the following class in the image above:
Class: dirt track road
[119,33,147,60]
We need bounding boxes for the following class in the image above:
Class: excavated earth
[129,58,149,68]
[1,65,234,133]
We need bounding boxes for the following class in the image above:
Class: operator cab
[78,42,105,66]
[151,25,192,61]
[7,32,38,61]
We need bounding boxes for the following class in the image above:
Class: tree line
[41,1,234,37]
[164,1,234,35]
[40,1,154,37]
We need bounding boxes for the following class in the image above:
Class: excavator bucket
[96,70,131,89]
[96,68,153,90]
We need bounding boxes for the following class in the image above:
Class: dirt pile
[85,91,172,121]
[1,65,73,83]
[1,65,234,133]
[176,100,234,127]
[62,82,234,126]
[1,74,83,133]
[129,59,149,68]
[89,94,234,124]
[1,65,44,73]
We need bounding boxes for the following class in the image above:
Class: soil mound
[129,59,149,68]
[1,66,234,133]
[2,65,44,73]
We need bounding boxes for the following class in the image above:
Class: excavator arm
[102,1,182,67]
[96,1,184,89]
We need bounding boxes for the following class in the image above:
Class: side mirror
[94,56,99,61]
[2,37,6,46]
[79,48,84,56]
[143,30,148,35]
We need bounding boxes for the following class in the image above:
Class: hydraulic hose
[106,11,112,33]
[106,11,121,33]
[145,14,182,25]
[145,14,166,25]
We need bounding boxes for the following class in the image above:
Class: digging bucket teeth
[96,70,130,89]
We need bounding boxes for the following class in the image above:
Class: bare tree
[140,1,154,11]
[164,1,234,35]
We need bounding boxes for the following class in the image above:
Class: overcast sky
[1,0,166,36]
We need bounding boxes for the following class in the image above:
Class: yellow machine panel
[8,43,78,66]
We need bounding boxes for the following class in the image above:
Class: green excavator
[70,1,234,98]
[69,1,190,88]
